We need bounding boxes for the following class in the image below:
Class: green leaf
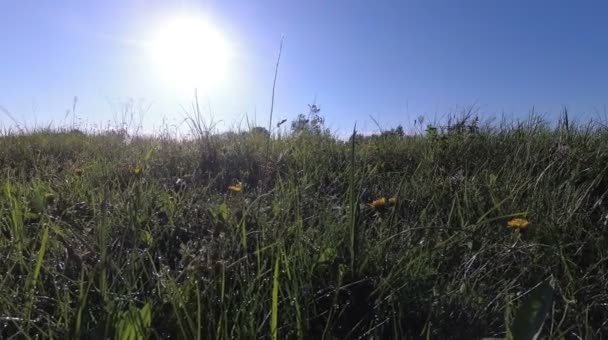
[507,279,554,340]
[218,202,230,221]
[138,303,152,329]
[29,191,45,214]
[116,303,152,340]
[141,230,153,246]
[144,146,155,162]
[318,246,336,264]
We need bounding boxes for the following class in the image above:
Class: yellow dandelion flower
[228,184,242,193]
[388,197,398,206]
[507,218,529,230]
[370,197,387,209]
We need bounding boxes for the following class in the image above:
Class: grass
[1,115,607,339]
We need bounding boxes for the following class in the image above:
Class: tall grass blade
[74,268,92,339]
[271,255,280,340]
[24,224,49,332]
[27,225,49,292]
[349,125,358,274]
[265,35,284,163]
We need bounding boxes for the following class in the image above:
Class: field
[1,114,607,339]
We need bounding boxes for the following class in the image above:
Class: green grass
[1,117,607,339]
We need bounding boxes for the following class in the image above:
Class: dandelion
[228,183,242,193]
[370,197,387,209]
[132,166,142,175]
[507,218,529,231]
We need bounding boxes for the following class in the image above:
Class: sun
[147,14,231,92]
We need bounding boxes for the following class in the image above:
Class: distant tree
[446,111,480,136]
[291,104,327,134]
[395,125,404,136]
[348,132,366,144]
[250,126,270,136]
[380,125,405,138]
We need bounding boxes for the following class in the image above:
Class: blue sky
[1,0,607,134]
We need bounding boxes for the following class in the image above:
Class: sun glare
[148,14,231,92]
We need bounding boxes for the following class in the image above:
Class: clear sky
[1,0,607,134]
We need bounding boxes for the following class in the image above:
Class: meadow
[1,113,607,339]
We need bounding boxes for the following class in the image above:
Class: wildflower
[132,166,142,175]
[507,218,529,231]
[74,168,84,176]
[369,197,387,209]
[388,197,398,206]
[228,183,242,193]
